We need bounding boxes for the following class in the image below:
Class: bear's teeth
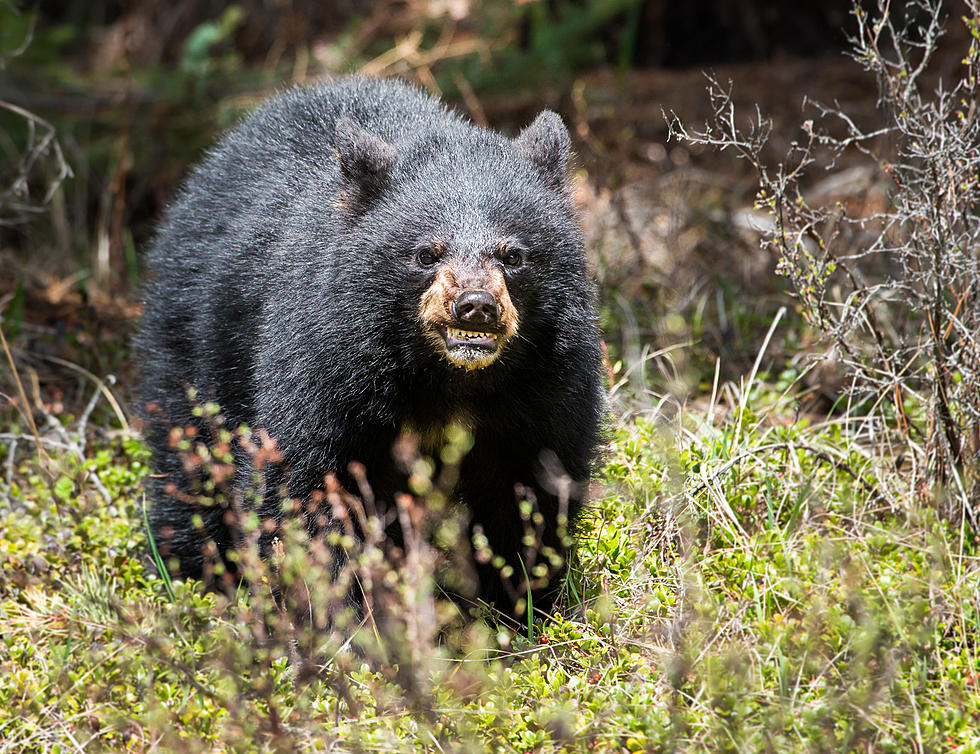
[448,327,494,340]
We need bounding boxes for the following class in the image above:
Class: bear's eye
[417,248,441,266]
[500,249,524,268]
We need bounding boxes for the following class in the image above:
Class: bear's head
[333,109,582,372]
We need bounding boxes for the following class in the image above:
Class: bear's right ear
[334,117,397,197]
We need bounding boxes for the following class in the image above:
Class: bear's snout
[451,290,499,327]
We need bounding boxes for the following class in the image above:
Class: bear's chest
[398,411,475,461]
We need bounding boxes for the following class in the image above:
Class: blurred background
[0,0,888,410]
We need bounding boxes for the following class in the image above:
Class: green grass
[1,371,979,752]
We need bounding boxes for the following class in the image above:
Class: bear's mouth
[444,326,498,349]
[439,326,502,370]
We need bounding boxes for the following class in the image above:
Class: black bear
[137,76,604,624]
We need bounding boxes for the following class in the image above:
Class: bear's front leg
[458,436,581,626]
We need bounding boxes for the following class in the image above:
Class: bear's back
[138,79,459,430]
[159,78,454,250]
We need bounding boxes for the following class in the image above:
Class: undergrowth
[1,362,978,752]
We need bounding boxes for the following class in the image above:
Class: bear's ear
[334,117,397,196]
[514,110,571,190]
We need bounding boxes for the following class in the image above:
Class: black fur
[137,77,604,623]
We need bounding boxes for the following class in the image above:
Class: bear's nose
[451,290,499,326]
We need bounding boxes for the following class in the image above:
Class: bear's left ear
[334,117,397,197]
[514,110,571,190]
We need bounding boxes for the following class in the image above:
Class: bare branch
[671,0,980,528]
